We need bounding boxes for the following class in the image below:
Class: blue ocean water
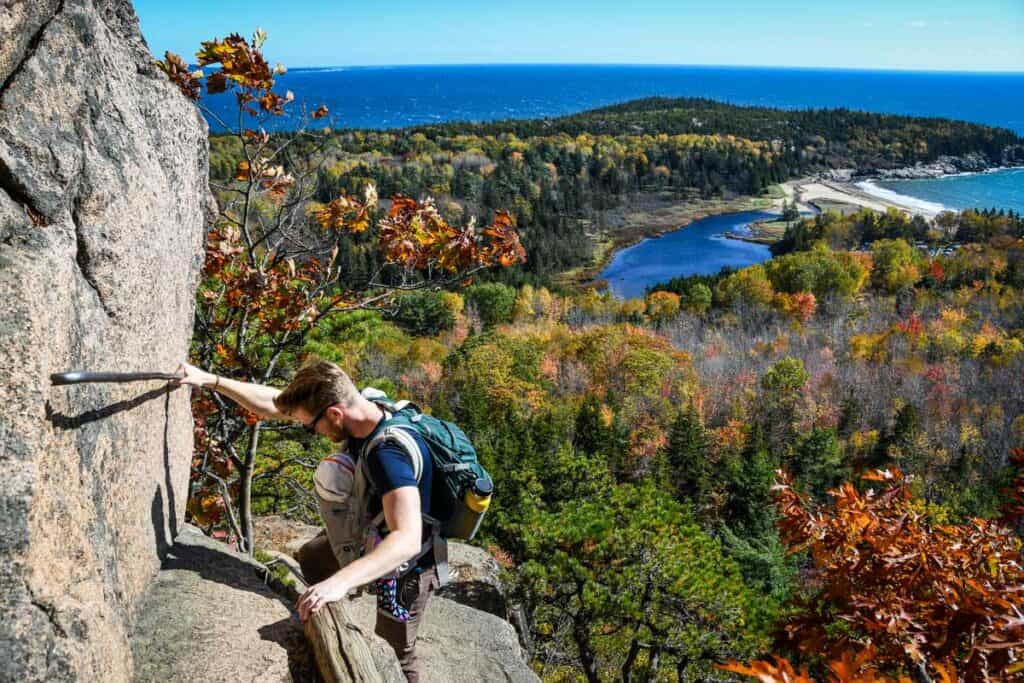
[200,64,1024,135]
[875,168,1024,215]
[598,211,775,299]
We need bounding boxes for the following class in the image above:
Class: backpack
[313,451,374,570]
[313,387,492,588]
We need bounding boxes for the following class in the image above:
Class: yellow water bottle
[448,478,493,540]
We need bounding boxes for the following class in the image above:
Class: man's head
[274,358,361,443]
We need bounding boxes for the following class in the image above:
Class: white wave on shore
[854,180,950,217]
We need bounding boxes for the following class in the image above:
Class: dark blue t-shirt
[351,425,435,568]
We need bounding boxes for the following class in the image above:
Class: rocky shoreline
[820,154,1024,182]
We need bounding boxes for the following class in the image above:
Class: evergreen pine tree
[726,423,779,538]
[574,394,610,456]
[665,402,710,506]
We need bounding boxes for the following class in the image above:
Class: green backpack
[358,388,492,584]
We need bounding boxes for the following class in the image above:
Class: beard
[325,418,348,445]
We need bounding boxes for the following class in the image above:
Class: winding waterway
[597,210,776,299]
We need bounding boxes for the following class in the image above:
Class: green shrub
[390,290,457,336]
[465,282,517,326]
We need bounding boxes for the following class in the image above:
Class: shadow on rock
[438,579,507,619]
[131,525,316,682]
[150,487,171,561]
[160,526,297,608]
[45,385,174,429]
[162,389,178,541]
[259,617,319,682]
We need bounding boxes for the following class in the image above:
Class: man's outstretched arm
[171,361,295,422]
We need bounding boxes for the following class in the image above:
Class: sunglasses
[304,403,336,435]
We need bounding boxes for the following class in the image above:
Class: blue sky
[134,0,1024,72]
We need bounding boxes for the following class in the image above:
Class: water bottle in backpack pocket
[445,476,493,541]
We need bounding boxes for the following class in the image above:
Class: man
[172,358,439,682]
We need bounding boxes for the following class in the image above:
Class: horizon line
[267,61,1024,76]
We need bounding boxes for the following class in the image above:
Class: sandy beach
[779,178,947,219]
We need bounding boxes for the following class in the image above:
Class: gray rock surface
[347,593,539,683]
[437,541,509,619]
[130,525,315,682]
[132,524,537,683]
[0,0,209,680]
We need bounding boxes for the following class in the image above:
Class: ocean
[200,64,1024,134]
[201,64,1024,222]
[871,168,1024,215]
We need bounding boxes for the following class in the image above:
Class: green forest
[236,207,1024,680]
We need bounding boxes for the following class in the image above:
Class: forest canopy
[208,98,1023,289]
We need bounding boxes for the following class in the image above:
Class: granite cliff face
[0,0,210,679]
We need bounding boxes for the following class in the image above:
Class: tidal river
[597,210,776,300]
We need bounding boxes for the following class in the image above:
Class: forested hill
[397,97,1024,170]
[210,98,1024,287]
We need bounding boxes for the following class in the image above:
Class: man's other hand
[296,574,350,622]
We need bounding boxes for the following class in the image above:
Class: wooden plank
[305,600,383,683]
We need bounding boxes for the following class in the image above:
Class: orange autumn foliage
[721,467,1024,681]
[774,291,817,323]
[378,196,525,273]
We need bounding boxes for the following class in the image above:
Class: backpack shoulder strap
[361,386,413,416]
[375,399,420,419]
[361,424,424,483]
